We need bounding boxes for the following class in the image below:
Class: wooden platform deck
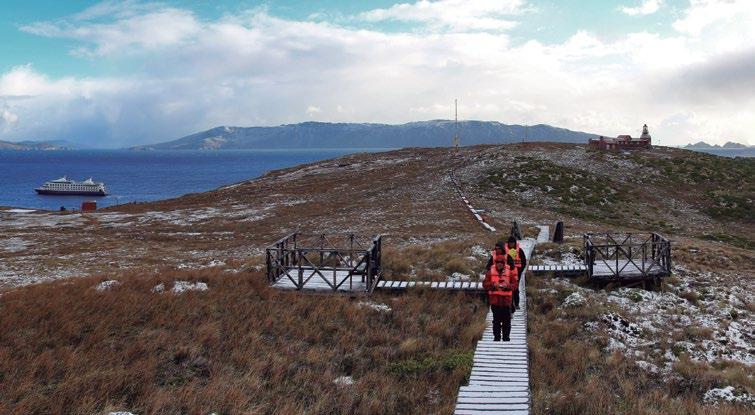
[591,260,666,278]
[271,268,367,292]
[454,232,540,415]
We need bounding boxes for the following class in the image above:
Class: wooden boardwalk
[454,229,543,415]
[376,280,483,291]
[528,264,587,273]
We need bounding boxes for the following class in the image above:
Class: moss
[387,350,474,379]
[699,233,754,250]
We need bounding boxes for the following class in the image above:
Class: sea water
[0,149,382,210]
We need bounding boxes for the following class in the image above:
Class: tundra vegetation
[0,269,486,414]
[0,143,752,413]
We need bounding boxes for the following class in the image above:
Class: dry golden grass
[0,269,487,414]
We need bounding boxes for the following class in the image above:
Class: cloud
[1,106,19,126]
[358,0,528,32]
[1,1,753,147]
[20,5,200,56]
[672,0,754,36]
[620,0,662,16]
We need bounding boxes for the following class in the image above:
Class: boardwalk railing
[266,232,382,293]
[583,232,671,281]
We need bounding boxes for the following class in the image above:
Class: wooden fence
[266,232,382,293]
[583,232,671,281]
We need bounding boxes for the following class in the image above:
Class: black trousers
[512,268,523,310]
[491,305,512,341]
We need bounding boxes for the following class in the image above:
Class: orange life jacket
[507,242,522,271]
[483,263,513,307]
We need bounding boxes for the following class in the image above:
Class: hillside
[0,143,752,414]
[0,139,75,150]
[131,120,598,150]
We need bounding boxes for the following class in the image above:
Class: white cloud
[20,6,200,56]
[1,107,18,126]
[620,0,662,16]
[358,0,528,32]
[1,2,754,147]
[306,105,322,116]
[672,0,755,36]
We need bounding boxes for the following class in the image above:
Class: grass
[0,269,487,414]
[527,273,753,414]
[479,157,633,223]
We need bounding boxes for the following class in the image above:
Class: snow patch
[95,280,120,291]
[703,386,755,405]
[448,272,471,282]
[333,376,354,386]
[358,301,391,312]
[171,281,209,294]
[471,245,489,258]
[3,209,36,213]
[561,292,586,308]
[1,237,29,253]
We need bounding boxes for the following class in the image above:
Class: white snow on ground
[333,376,354,386]
[539,251,582,266]
[447,272,471,282]
[601,312,647,348]
[151,283,165,293]
[561,292,586,308]
[1,237,29,253]
[2,209,37,213]
[108,412,136,415]
[471,245,489,258]
[95,280,120,291]
[703,386,755,405]
[358,301,392,312]
[171,281,209,294]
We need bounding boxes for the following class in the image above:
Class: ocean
[684,148,755,158]
[0,149,383,211]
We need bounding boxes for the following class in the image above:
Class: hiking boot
[503,337,510,342]
[494,337,501,342]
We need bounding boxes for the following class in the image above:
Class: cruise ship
[35,176,108,196]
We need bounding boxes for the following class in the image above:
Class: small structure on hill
[589,124,652,150]
[266,232,382,293]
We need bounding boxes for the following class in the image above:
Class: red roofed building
[589,124,652,150]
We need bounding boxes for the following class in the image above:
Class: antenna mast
[453,99,460,148]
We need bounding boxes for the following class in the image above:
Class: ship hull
[35,189,108,196]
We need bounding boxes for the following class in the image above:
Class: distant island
[0,139,76,150]
[130,120,599,150]
[684,141,751,149]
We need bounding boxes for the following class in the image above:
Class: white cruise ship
[35,176,108,196]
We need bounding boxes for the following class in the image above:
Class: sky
[0,0,753,148]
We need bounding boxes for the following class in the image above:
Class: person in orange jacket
[505,236,527,313]
[483,246,517,342]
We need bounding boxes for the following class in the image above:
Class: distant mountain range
[130,120,599,150]
[684,141,750,149]
[0,139,76,150]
